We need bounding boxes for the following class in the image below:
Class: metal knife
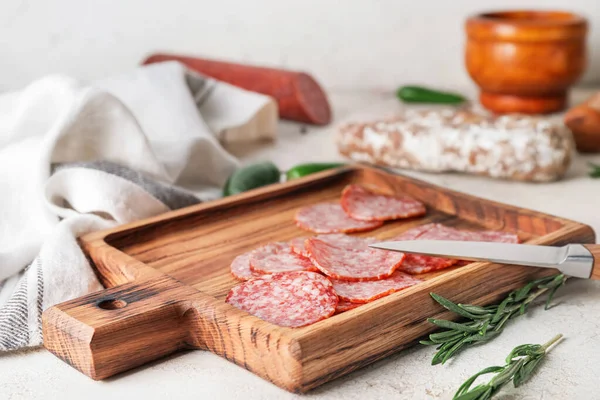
[369,240,600,279]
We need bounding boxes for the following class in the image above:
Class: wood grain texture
[465,10,588,114]
[42,165,595,392]
[584,244,600,279]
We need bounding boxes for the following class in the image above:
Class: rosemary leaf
[422,274,566,364]
[453,334,562,400]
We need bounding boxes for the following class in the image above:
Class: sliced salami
[393,224,520,274]
[441,228,520,266]
[291,234,376,258]
[341,184,426,221]
[250,242,317,274]
[332,272,423,303]
[466,230,520,244]
[392,224,458,274]
[295,203,382,234]
[226,271,338,328]
[335,300,361,314]
[289,237,310,258]
[230,252,262,281]
[306,237,405,281]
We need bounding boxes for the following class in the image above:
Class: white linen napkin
[0,61,278,351]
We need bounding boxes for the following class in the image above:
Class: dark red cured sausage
[250,242,317,274]
[295,203,382,234]
[341,184,426,221]
[306,237,405,281]
[142,53,332,125]
[225,271,338,327]
[331,272,422,303]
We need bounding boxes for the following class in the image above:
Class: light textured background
[1,0,598,92]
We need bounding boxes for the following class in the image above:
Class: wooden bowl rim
[468,10,587,27]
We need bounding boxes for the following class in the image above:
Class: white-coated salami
[341,184,426,221]
[306,237,405,281]
[295,203,382,234]
[226,271,338,327]
[250,242,317,274]
[332,272,422,303]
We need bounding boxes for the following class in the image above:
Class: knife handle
[583,244,600,279]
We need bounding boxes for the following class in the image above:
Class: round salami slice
[290,234,376,257]
[335,299,361,314]
[230,252,262,281]
[467,230,520,244]
[306,237,405,281]
[341,184,426,221]
[250,242,317,274]
[392,224,519,274]
[289,237,310,258]
[225,271,338,328]
[295,203,382,234]
[392,224,458,275]
[332,272,423,303]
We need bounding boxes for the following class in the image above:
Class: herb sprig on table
[421,274,566,365]
[453,334,563,400]
[589,162,600,178]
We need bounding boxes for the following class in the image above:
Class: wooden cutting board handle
[42,275,199,380]
[584,244,600,280]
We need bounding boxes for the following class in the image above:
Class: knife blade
[369,240,595,279]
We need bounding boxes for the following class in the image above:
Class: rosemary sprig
[421,274,566,365]
[453,334,563,400]
[589,162,600,178]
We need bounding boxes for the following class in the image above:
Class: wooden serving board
[42,165,595,392]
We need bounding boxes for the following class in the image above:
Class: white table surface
[2,89,600,400]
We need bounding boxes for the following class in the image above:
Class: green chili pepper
[285,162,346,181]
[396,86,467,104]
[223,161,281,196]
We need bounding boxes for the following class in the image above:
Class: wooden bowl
[465,10,588,114]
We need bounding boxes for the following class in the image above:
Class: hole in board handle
[97,299,127,310]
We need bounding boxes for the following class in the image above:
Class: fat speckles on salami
[332,272,422,303]
[341,184,426,221]
[306,237,405,281]
[250,242,316,274]
[295,203,382,234]
[226,271,338,328]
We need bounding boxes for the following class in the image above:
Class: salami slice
[295,203,382,234]
[289,237,310,258]
[341,184,426,221]
[335,300,361,314]
[445,229,520,266]
[250,242,317,274]
[332,272,423,303]
[226,271,338,328]
[306,237,405,281]
[230,252,262,281]
[393,224,520,274]
[392,224,458,274]
[291,234,376,258]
